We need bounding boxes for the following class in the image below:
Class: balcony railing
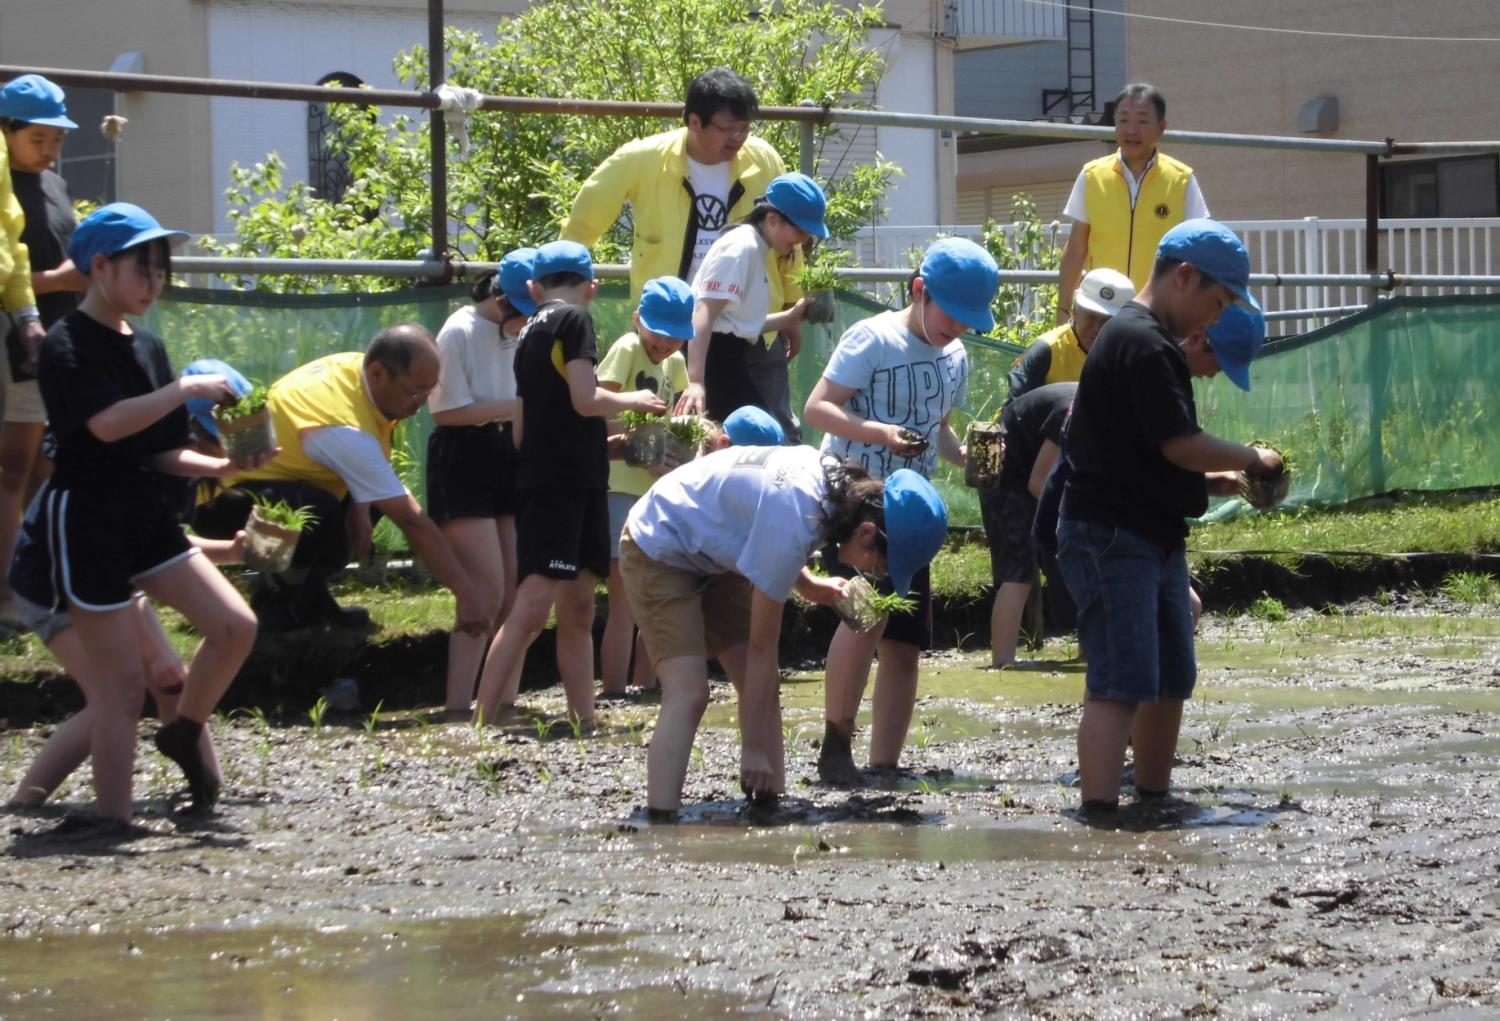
[943,0,1067,45]
[852,217,1500,335]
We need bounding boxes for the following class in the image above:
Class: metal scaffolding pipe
[170,257,1500,290]
[8,63,1500,157]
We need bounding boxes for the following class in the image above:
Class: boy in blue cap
[597,275,695,697]
[1055,218,1282,816]
[619,447,947,817]
[804,236,999,785]
[473,240,666,728]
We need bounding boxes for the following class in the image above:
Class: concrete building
[955,0,1500,224]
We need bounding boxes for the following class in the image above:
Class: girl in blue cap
[426,252,534,716]
[803,237,999,786]
[7,203,265,821]
[619,448,947,818]
[676,172,826,425]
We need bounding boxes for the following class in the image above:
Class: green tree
[979,196,1064,348]
[211,0,898,291]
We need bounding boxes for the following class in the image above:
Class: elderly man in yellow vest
[1054,83,1208,325]
[559,67,805,439]
[195,325,495,634]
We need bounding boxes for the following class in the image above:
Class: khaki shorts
[618,532,753,664]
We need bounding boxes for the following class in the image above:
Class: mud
[4,600,1500,1018]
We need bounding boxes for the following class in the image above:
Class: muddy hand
[1246,446,1283,476]
[181,373,235,405]
[739,750,777,799]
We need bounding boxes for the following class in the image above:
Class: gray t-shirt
[818,309,969,479]
[625,444,829,601]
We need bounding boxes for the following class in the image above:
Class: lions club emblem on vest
[1154,203,1170,219]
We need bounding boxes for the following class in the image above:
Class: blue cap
[763,173,829,240]
[68,202,189,276]
[498,246,538,316]
[919,237,1000,333]
[883,469,948,597]
[0,75,78,129]
[1206,304,1265,392]
[1156,218,1261,311]
[636,276,695,341]
[723,406,785,447]
[532,239,594,282]
[182,359,252,440]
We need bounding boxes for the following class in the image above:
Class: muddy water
[4,603,1500,1018]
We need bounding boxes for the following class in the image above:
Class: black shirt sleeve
[1004,340,1052,408]
[558,306,599,366]
[38,323,129,443]
[1127,346,1201,449]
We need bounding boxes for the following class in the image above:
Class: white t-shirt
[1062,153,1209,222]
[818,309,969,479]
[302,426,408,504]
[625,444,829,602]
[692,224,773,343]
[686,156,733,280]
[430,303,519,414]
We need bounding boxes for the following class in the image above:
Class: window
[308,72,363,203]
[56,86,117,205]
[1381,155,1499,218]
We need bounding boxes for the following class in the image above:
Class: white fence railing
[851,217,1500,335]
[944,0,1067,42]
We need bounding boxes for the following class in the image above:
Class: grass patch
[930,542,991,602]
[1247,594,1289,622]
[1191,491,1500,560]
[1440,571,1500,605]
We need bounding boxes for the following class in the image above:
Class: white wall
[206,0,499,233]
[871,29,941,226]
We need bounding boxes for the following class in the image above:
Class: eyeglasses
[705,118,752,140]
[394,376,435,402]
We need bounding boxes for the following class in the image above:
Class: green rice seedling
[690,744,706,770]
[307,696,329,730]
[363,700,384,735]
[1441,571,1500,605]
[213,382,269,423]
[868,592,919,616]
[538,764,555,788]
[249,493,318,531]
[1247,594,1288,622]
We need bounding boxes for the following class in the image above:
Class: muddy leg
[818,622,878,785]
[868,639,920,768]
[1078,697,1137,808]
[473,574,557,725]
[554,573,598,728]
[648,656,710,812]
[989,581,1032,668]
[1129,699,1185,795]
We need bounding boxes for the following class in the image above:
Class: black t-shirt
[514,300,607,490]
[1059,302,1205,549]
[997,382,1074,490]
[1003,337,1054,410]
[11,169,80,328]
[40,311,191,492]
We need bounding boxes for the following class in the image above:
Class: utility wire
[1014,0,1500,44]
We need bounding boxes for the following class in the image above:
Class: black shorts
[9,481,194,612]
[704,331,771,424]
[426,423,518,523]
[516,486,610,582]
[980,484,1040,585]
[827,554,934,651]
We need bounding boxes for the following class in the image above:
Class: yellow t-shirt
[597,333,688,496]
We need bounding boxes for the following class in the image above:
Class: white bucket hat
[1073,268,1136,318]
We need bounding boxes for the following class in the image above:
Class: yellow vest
[229,352,394,500]
[1081,151,1194,290]
[559,126,803,339]
[1039,322,1087,384]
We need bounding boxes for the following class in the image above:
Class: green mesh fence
[146,287,1500,528]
